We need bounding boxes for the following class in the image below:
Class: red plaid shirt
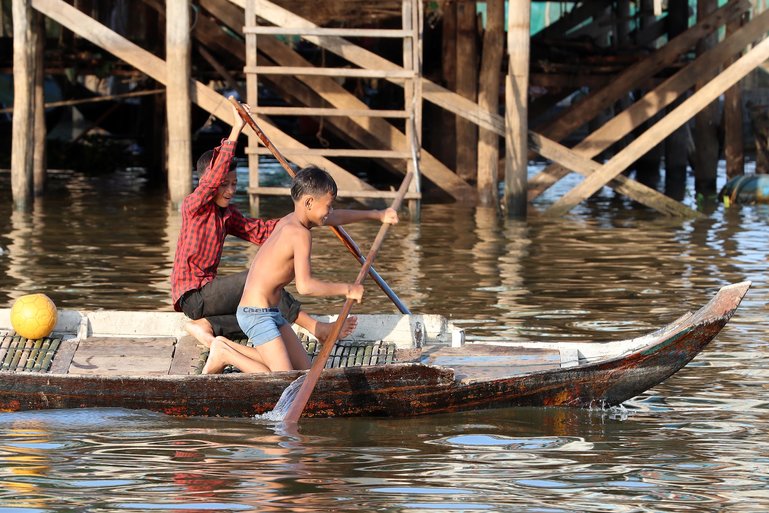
[171,139,277,311]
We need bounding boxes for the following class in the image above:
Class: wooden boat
[0,281,750,418]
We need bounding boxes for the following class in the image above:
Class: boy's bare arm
[325,207,399,226]
[227,102,248,142]
[292,226,363,302]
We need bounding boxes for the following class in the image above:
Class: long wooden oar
[284,171,414,423]
[229,96,410,315]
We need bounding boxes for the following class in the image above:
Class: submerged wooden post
[477,0,503,208]
[33,10,46,196]
[166,0,192,206]
[693,0,720,198]
[455,0,478,182]
[724,11,747,179]
[11,0,35,209]
[504,0,530,218]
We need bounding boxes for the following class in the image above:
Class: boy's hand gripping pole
[229,96,410,315]
[283,171,413,423]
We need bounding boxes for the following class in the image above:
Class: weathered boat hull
[0,281,750,418]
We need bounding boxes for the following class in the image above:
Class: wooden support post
[693,0,720,198]
[455,0,478,182]
[439,0,457,170]
[724,11,747,179]
[33,10,46,196]
[546,33,769,216]
[166,0,192,207]
[664,0,690,201]
[477,0,504,208]
[245,0,260,214]
[11,0,35,210]
[404,0,423,218]
[504,0,530,218]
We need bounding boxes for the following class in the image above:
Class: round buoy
[10,293,58,340]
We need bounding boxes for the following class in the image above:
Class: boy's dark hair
[196,150,236,177]
[291,166,338,201]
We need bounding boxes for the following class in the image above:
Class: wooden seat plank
[68,337,175,376]
[168,336,205,375]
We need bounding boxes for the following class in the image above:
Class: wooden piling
[166,0,192,206]
[33,10,46,196]
[477,0,503,208]
[11,0,35,210]
[455,0,478,182]
[724,11,747,179]
[504,0,530,218]
[693,0,720,198]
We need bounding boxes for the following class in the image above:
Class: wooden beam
[237,0,505,136]
[31,0,371,196]
[529,7,769,200]
[529,132,701,218]
[537,0,750,144]
[545,33,769,216]
[205,0,474,202]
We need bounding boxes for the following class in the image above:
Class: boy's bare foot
[202,336,231,374]
[185,318,215,348]
[314,315,358,341]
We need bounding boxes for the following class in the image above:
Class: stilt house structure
[7,0,769,217]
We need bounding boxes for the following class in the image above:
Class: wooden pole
[664,0,691,201]
[504,0,530,218]
[166,0,192,207]
[724,11,747,179]
[230,97,412,314]
[477,0,503,208]
[283,172,413,424]
[33,10,46,196]
[693,0,720,198]
[455,1,478,181]
[11,0,35,210]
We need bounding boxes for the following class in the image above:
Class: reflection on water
[1,163,769,511]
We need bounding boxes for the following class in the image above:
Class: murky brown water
[1,163,768,511]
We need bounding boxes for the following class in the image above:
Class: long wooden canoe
[0,281,750,418]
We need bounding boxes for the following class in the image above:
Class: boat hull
[0,282,750,418]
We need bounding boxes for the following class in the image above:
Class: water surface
[1,163,768,511]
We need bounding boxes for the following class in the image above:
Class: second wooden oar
[283,171,414,424]
[228,96,410,315]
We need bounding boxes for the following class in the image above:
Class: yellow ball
[10,293,58,340]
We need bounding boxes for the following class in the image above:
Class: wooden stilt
[724,11,747,179]
[477,0,503,208]
[33,10,46,196]
[11,0,35,210]
[693,0,721,198]
[546,32,769,216]
[504,0,530,218]
[455,1,478,182]
[166,0,192,207]
[664,0,691,200]
[439,1,457,170]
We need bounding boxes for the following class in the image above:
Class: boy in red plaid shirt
[171,103,356,347]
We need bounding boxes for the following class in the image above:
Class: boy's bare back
[240,212,310,308]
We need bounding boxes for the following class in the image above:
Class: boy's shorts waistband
[239,306,280,313]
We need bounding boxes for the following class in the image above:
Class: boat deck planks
[68,337,176,376]
[168,335,205,375]
[421,344,562,381]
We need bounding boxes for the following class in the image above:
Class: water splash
[255,374,306,422]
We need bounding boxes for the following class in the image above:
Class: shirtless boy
[202,166,399,373]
